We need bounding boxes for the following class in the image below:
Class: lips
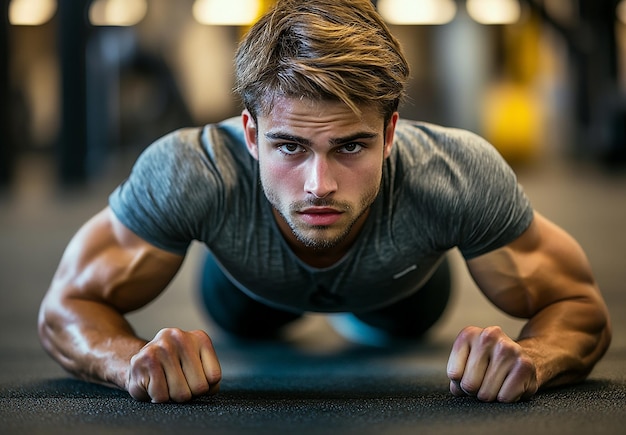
[297,207,343,226]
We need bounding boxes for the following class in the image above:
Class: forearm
[516,294,612,389]
[38,297,147,390]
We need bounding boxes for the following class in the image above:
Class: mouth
[297,207,344,226]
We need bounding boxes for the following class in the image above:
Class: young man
[39,0,611,404]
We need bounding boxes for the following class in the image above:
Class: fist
[127,328,222,403]
[447,326,538,403]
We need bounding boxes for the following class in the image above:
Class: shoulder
[394,119,501,161]
[391,119,512,186]
[135,116,251,177]
[146,117,245,157]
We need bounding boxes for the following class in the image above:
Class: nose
[304,155,337,198]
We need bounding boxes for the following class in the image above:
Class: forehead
[257,97,385,132]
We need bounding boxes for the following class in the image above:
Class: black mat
[1,342,625,435]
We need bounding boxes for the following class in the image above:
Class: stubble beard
[263,183,381,251]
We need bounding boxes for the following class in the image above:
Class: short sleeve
[109,127,223,255]
[452,133,534,259]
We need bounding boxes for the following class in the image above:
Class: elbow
[37,291,69,365]
[592,284,613,356]
[598,307,612,357]
[37,296,56,357]
[582,293,613,370]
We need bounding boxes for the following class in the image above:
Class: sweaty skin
[449,213,611,402]
[38,208,221,403]
[39,98,611,403]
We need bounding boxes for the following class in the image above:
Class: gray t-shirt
[109,117,533,313]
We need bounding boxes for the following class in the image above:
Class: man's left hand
[447,325,538,403]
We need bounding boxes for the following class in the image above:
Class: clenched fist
[447,326,538,403]
[126,328,222,403]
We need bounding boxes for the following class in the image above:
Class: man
[38,0,611,404]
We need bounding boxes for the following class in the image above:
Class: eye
[337,143,364,154]
[278,143,305,155]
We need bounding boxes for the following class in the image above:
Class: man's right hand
[127,328,222,403]
[39,208,221,403]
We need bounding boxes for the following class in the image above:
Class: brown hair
[234,0,410,123]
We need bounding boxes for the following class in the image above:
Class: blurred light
[467,0,521,25]
[377,0,457,25]
[193,0,263,26]
[618,0,626,25]
[89,0,148,27]
[9,0,57,26]
[544,0,577,27]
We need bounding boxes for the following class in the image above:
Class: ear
[383,112,399,158]
[242,109,259,160]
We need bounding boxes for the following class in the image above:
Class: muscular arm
[38,207,221,402]
[448,212,611,401]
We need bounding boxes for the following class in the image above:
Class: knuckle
[190,329,209,339]
[128,384,150,402]
[151,392,171,404]
[191,329,214,346]
[514,356,537,380]
[518,354,536,370]
[190,380,211,396]
[497,393,519,403]
[447,369,462,381]
[171,390,193,403]
[459,325,480,337]
[493,339,519,358]
[157,327,185,341]
[477,390,496,402]
[479,326,504,343]
[141,343,172,362]
[206,368,223,385]
[459,380,479,395]
[131,348,161,370]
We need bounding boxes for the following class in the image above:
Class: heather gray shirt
[109,117,533,313]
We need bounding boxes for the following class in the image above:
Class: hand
[446,326,538,403]
[127,328,222,403]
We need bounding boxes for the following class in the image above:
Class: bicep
[48,207,184,313]
[465,212,599,318]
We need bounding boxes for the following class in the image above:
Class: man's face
[243,97,398,254]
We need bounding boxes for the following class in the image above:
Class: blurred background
[0,0,625,362]
[1,0,625,190]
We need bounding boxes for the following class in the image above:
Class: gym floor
[1,152,625,434]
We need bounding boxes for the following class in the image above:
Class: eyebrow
[264,131,379,147]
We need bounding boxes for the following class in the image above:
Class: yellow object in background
[481,11,546,165]
[482,81,543,164]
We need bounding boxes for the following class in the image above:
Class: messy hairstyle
[234,0,410,124]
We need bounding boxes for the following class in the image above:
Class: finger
[178,350,211,397]
[449,326,493,396]
[161,353,193,403]
[464,326,516,397]
[461,347,491,396]
[128,350,169,403]
[170,330,221,400]
[199,343,222,395]
[496,358,538,403]
[476,358,509,402]
[178,331,220,397]
[148,328,197,402]
[449,379,465,397]
[476,340,527,402]
[128,376,151,402]
[447,328,474,383]
[146,365,171,403]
